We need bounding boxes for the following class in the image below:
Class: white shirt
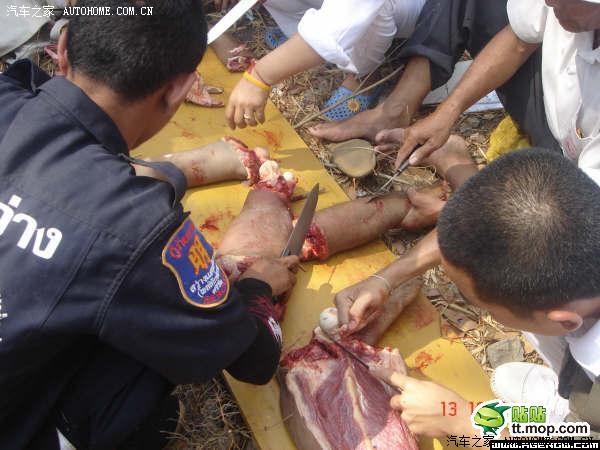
[566,319,600,380]
[507,0,600,185]
[524,319,600,382]
[508,0,600,383]
[264,0,425,75]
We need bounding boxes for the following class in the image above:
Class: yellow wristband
[243,70,271,92]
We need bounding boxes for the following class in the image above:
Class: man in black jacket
[0,1,297,448]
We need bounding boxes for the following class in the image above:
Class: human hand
[334,276,391,333]
[240,255,299,296]
[225,76,270,129]
[376,111,455,169]
[385,371,473,438]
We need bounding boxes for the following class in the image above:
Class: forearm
[254,34,325,85]
[227,279,280,385]
[436,26,539,122]
[376,229,441,289]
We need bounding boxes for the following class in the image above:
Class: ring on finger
[243,113,253,120]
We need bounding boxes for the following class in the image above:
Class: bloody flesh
[279,279,422,449]
[215,176,297,283]
[185,74,224,107]
[222,137,263,184]
[300,193,411,262]
[280,332,419,450]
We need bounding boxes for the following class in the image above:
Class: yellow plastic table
[134,49,493,450]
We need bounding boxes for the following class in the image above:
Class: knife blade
[330,339,402,392]
[207,0,259,44]
[377,157,410,193]
[280,183,319,257]
[330,339,370,369]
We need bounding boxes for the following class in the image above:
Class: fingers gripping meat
[216,189,294,281]
[321,277,422,346]
[301,193,411,261]
[278,279,422,450]
[279,337,416,450]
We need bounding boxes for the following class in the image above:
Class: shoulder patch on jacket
[162,218,229,308]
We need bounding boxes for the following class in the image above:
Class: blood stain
[253,130,282,149]
[181,130,195,139]
[413,351,442,370]
[411,301,436,329]
[172,120,196,139]
[200,217,219,231]
[191,166,205,184]
[199,209,233,232]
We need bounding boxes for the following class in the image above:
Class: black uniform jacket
[0,60,281,449]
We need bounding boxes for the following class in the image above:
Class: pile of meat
[278,281,422,450]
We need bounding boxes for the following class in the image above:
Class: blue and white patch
[162,218,229,308]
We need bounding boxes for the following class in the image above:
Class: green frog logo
[472,401,511,436]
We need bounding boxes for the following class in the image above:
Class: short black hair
[67,0,207,101]
[438,148,600,312]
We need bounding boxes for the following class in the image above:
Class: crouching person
[337,149,600,437]
[0,1,298,449]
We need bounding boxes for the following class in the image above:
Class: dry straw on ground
[0,9,541,449]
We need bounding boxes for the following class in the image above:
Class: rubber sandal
[322,86,381,121]
[265,26,288,50]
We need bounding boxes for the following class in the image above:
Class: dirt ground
[0,9,542,449]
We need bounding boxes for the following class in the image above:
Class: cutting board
[133,49,493,450]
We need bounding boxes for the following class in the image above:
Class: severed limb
[133,137,270,187]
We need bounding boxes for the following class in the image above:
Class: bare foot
[309,105,402,142]
[341,74,361,90]
[374,127,406,153]
[400,184,448,231]
[310,56,430,144]
[422,135,476,189]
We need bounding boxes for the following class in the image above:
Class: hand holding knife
[273,183,319,303]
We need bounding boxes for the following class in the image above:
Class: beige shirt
[507,0,600,185]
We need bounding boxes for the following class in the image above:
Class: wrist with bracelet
[243,60,272,92]
[369,274,392,295]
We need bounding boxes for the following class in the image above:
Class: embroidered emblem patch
[162,218,230,308]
